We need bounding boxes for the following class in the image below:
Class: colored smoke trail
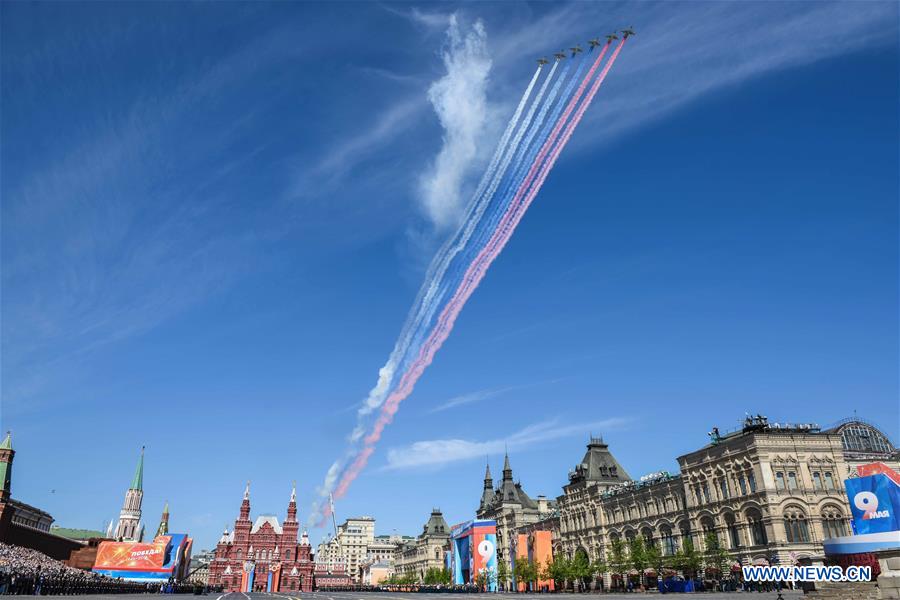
[312,62,552,521]
[354,65,545,425]
[315,37,628,523]
[398,61,562,377]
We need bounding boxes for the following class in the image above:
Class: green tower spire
[0,432,11,450]
[130,446,144,490]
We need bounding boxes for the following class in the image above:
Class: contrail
[310,63,549,520]
[316,36,629,522]
[398,61,561,378]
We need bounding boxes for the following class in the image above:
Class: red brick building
[208,483,314,592]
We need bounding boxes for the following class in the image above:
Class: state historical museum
[208,483,314,592]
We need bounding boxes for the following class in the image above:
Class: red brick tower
[233,482,252,550]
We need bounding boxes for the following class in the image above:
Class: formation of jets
[537,28,635,64]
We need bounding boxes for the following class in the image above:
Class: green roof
[130,447,144,490]
[50,526,105,540]
[0,433,11,450]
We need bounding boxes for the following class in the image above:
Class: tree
[703,532,731,584]
[670,537,703,579]
[545,555,570,591]
[590,556,607,592]
[513,558,536,592]
[423,567,451,585]
[570,550,592,592]
[496,558,511,591]
[629,537,648,589]
[644,541,664,582]
[607,539,628,591]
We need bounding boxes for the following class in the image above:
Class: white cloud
[383,417,627,470]
[417,15,492,228]
[428,378,566,413]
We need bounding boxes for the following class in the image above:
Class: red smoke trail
[324,39,627,512]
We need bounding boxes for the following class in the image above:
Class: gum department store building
[550,416,899,575]
[492,415,900,584]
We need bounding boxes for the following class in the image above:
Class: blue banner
[845,474,900,535]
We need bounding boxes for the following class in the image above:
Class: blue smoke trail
[396,63,564,376]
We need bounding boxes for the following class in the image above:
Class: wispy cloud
[1,24,306,410]
[292,96,426,194]
[479,2,896,155]
[383,417,628,470]
[427,378,566,413]
[417,15,492,228]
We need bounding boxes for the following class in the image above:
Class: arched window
[236,549,242,560]
[745,508,767,546]
[724,513,741,549]
[641,527,654,547]
[822,506,847,539]
[784,508,810,543]
[660,526,676,556]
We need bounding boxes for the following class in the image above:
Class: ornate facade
[476,454,556,578]
[208,483,314,592]
[393,509,450,581]
[556,416,899,580]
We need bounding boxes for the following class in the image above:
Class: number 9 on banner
[478,539,495,560]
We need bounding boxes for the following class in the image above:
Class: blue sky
[2,1,897,550]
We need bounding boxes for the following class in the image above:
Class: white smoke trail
[309,22,550,526]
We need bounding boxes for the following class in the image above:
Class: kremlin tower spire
[155,501,169,537]
[114,447,145,541]
[0,432,14,502]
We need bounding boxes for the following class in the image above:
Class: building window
[823,517,845,539]
[775,472,786,490]
[788,472,798,490]
[702,483,711,503]
[822,507,847,539]
[661,527,676,556]
[748,515,767,546]
[738,476,747,495]
[812,471,822,490]
[727,521,741,549]
[748,471,757,492]
[824,472,835,490]
[719,478,729,499]
[784,511,810,544]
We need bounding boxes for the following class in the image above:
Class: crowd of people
[0,543,196,595]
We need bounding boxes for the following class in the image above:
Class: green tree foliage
[513,558,537,592]
[496,559,511,591]
[607,538,628,583]
[628,537,648,589]
[703,532,731,580]
[644,541,664,577]
[423,567,451,585]
[670,537,702,578]
[571,550,593,590]
[545,556,569,590]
